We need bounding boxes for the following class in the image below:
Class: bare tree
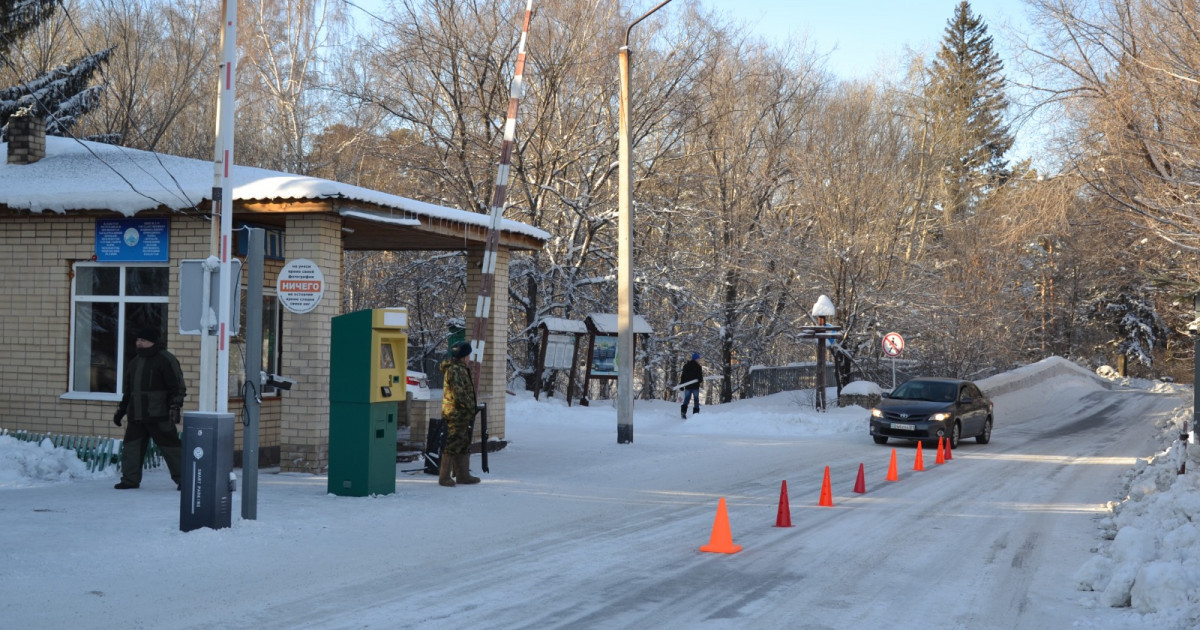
[237,0,347,172]
[76,0,216,154]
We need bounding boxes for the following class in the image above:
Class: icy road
[0,364,1186,630]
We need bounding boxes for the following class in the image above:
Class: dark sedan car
[869,377,993,449]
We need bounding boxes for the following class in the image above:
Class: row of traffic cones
[701,437,956,554]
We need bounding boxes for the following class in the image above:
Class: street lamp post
[812,295,836,412]
[617,0,674,444]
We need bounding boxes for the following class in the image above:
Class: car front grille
[878,411,929,422]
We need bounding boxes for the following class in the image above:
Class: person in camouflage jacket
[438,341,480,486]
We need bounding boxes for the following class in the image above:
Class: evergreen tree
[1080,286,1168,369]
[0,0,113,140]
[925,0,1012,222]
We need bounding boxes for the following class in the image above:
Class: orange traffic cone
[818,466,834,507]
[935,437,945,465]
[914,442,925,471]
[945,437,953,461]
[700,497,742,554]
[775,481,792,527]
[853,463,866,494]
[886,448,899,481]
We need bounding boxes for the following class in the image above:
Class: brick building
[0,121,546,473]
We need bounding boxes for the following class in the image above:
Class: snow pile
[978,355,1111,397]
[1075,403,1200,625]
[841,380,882,396]
[0,435,115,488]
[1095,364,1190,394]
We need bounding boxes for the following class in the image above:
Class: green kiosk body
[329,308,409,496]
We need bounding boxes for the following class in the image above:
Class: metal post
[617,0,674,445]
[242,228,263,519]
[205,0,238,413]
[815,316,826,411]
[617,44,634,443]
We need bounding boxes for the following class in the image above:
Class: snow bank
[1074,403,1200,625]
[0,435,115,488]
[977,356,1112,397]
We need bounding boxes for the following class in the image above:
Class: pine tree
[925,0,1013,223]
[0,0,113,140]
[1081,286,1168,369]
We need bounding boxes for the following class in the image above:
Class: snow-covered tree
[0,0,112,140]
[1081,286,1169,368]
[923,0,1012,224]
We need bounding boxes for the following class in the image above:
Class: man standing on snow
[112,327,185,490]
[680,352,703,419]
[438,340,481,487]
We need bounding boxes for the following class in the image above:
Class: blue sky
[698,0,1029,79]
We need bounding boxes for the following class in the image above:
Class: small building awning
[584,313,653,335]
[536,317,589,335]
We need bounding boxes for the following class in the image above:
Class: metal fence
[746,364,838,398]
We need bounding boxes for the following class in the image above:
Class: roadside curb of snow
[1074,399,1200,627]
[977,356,1114,398]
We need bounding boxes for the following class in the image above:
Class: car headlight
[871,408,883,418]
[931,412,950,422]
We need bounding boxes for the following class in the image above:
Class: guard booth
[328,308,408,496]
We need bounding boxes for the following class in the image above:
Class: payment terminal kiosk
[329,308,408,496]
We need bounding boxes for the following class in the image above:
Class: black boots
[681,404,687,419]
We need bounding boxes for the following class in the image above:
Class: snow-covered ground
[1,357,1197,629]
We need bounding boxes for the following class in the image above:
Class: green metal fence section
[0,428,165,472]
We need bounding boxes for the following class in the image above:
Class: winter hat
[450,340,473,359]
[135,327,160,343]
[691,352,701,360]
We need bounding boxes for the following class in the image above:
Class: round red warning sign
[277,259,325,314]
[882,332,904,358]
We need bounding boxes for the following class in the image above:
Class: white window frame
[63,262,169,401]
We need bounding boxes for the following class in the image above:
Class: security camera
[261,372,296,390]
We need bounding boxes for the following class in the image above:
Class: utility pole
[617,0,675,444]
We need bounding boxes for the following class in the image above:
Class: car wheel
[873,436,888,445]
[948,422,961,450]
[976,418,992,444]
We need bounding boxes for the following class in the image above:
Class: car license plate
[891,423,915,431]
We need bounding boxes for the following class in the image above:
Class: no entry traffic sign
[882,332,904,358]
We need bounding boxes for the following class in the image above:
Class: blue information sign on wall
[95,218,170,262]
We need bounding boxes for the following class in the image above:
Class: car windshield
[891,381,957,402]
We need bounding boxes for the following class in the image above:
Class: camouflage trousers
[443,413,473,456]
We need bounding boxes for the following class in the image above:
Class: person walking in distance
[438,341,481,487]
[680,352,703,419]
[112,328,185,490]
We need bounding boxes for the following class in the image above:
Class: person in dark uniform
[112,328,185,490]
[438,340,481,487]
[680,352,703,419]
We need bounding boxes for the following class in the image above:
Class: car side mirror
[880,392,890,399]
[960,396,972,404]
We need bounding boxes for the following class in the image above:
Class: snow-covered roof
[537,317,589,334]
[584,313,653,334]
[0,137,550,244]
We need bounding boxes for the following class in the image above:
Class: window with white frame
[69,263,169,398]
